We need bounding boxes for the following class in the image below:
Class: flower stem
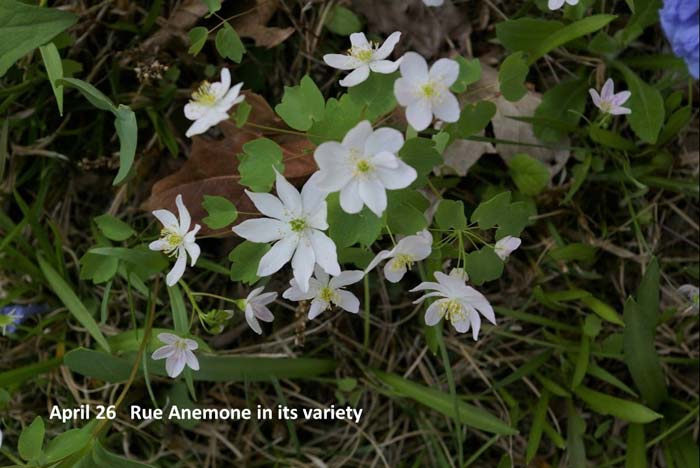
[363,273,371,354]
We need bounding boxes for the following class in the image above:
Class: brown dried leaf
[232,0,294,48]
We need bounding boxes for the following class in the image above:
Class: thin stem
[438,334,463,467]
[363,273,371,354]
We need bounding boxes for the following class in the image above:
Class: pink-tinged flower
[548,0,579,10]
[149,194,201,287]
[240,287,277,334]
[151,332,200,378]
[411,269,495,340]
[323,32,402,87]
[589,79,632,115]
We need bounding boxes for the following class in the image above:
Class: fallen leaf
[232,0,295,49]
[437,135,495,177]
[142,93,317,237]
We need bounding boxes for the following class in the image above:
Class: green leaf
[44,422,95,463]
[90,441,155,467]
[0,0,77,77]
[309,94,364,145]
[465,247,504,285]
[327,193,382,248]
[450,56,481,93]
[215,22,245,63]
[471,191,530,238]
[18,416,45,461]
[80,252,119,284]
[88,247,168,278]
[614,63,665,144]
[658,106,692,146]
[398,137,442,187]
[588,126,637,151]
[499,52,529,102]
[508,153,549,196]
[202,195,238,229]
[571,335,590,388]
[38,256,111,353]
[528,15,616,64]
[94,214,135,241]
[228,241,270,284]
[581,295,624,326]
[626,424,647,468]
[371,369,517,435]
[617,0,661,46]
[58,77,115,112]
[445,101,497,140]
[187,26,208,55]
[435,200,466,230]
[234,100,252,128]
[495,18,563,53]
[275,75,325,131]
[525,390,550,464]
[347,72,398,121]
[238,138,284,192]
[566,400,587,468]
[534,78,587,142]
[386,190,429,235]
[623,261,668,408]
[562,153,591,204]
[39,42,64,115]
[548,243,597,263]
[324,6,363,35]
[573,385,662,423]
[202,0,221,14]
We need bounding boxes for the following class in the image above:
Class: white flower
[678,284,699,311]
[283,266,364,319]
[423,0,445,6]
[365,230,433,282]
[394,52,460,131]
[184,68,245,137]
[548,0,579,10]
[323,32,402,87]
[313,121,416,216]
[231,171,340,292]
[589,78,631,115]
[151,332,200,378]
[240,287,277,334]
[149,194,201,287]
[411,269,496,340]
[494,236,521,261]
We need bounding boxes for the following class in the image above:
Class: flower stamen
[290,218,308,233]
[191,81,217,106]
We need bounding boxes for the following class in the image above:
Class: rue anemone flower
[323,31,402,87]
[365,230,433,282]
[232,171,340,293]
[149,194,201,287]
[589,78,632,115]
[283,266,364,319]
[184,68,245,137]
[411,269,496,340]
[237,287,277,335]
[494,236,522,261]
[548,0,579,10]
[394,52,460,131]
[151,332,200,378]
[313,120,416,216]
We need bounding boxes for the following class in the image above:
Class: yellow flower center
[390,253,415,271]
[440,299,467,324]
[355,159,373,174]
[421,82,440,99]
[319,287,337,305]
[290,218,307,233]
[160,227,183,255]
[191,81,217,105]
[349,46,374,62]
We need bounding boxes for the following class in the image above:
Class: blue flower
[660,0,699,79]
[0,304,48,335]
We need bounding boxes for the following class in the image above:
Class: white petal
[166,251,188,286]
[219,68,231,93]
[157,333,180,344]
[612,90,631,106]
[589,89,602,108]
[184,102,207,121]
[216,82,244,110]
[349,32,369,48]
[184,241,201,266]
[329,270,364,288]
[406,99,433,131]
[399,52,429,84]
[292,237,316,292]
[308,299,327,320]
[369,59,400,74]
[359,177,388,216]
[257,235,298,277]
[375,161,417,190]
[610,106,632,115]
[185,113,228,138]
[335,290,360,313]
[373,31,401,60]
[364,127,404,156]
[394,77,420,106]
[283,282,316,301]
[152,344,176,360]
[275,171,302,214]
[432,92,460,123]
[184,338,198,350]
[184,224,201,243]
[253,304,275,322]
[306,200,329,231]
[149,239,169,251]
[371,151,400,169]
[429,58,460,88]
[301,178,329,217]
[315,168,354,192]
[309,230,340,276]
[469,309,481,341]
[339,65,370,87]
[314,141,350,170]
[452,315,471,334]
[245,190,288,221]
[184,349,200,371]
[396,232,432,259]
[365,250,392,273]
[548,0,565,9]
[152,209,178,229]
[384,259,407,283]
[601,78,614,100]
[424,301,444,326]
[245,307,262,334]
[166,353,186,378]
[324,53,362,70]
[231,218,290,242]
[339,180,364,214]
[494,236,521,260]
[254,291,278,306]
[342,120,373,151]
